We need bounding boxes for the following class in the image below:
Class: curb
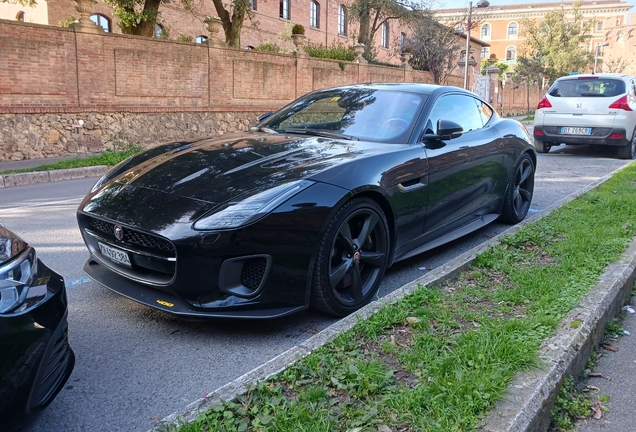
[0,166,108,188]
[151,163,636,432]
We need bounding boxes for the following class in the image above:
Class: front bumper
[0,261,75,432]
[84,259,306,319]
[533,125,630,147]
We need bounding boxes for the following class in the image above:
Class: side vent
[219,255,272,298]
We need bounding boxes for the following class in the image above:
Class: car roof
[555,73,634,82]
[318,82,466,96]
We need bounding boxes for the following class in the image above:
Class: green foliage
[1,0,36,5]
[368,58,400,67]
[304,42,357,62]
[58,16,78,28]
[0,138,143,175]
[480,59,509,79]
[348,0,424,61]
[291,24,305,35]
[253,40,289,54]
[167,163,636,432]
[177,34,193,43]
[520,0,594,80]
[550,376,593,431]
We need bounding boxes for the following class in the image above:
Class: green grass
[520,115,535,122]
[167,164,636,432]
[0,141,143,175]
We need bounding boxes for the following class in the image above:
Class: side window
[475,98,493,126]
[425,94,483,135]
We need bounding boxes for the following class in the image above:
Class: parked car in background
[77,83,536,319]
[533,73,636,159]
[0,224,75,432]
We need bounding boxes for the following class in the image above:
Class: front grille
[88,217,175,252]
[240,257,267,290]
[79,213,177,285]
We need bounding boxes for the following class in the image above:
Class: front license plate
[560,127,592,135]
[98,242,132,268]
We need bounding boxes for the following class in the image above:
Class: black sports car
[77,83,536,318]
[0,225,75,432]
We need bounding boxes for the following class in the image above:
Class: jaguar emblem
[114,225,124,241]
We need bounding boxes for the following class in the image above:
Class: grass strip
[0,144,143,175]
[169,164,636,432]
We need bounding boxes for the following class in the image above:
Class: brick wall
[0,18,437,115]
[0,18,540,162]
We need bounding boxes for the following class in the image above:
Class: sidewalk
[0,155,108,188]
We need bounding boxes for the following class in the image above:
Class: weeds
[166,165,636,431]
[0,137,143,175]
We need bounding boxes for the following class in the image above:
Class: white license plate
[98,242,132,268]
[560,127,592,135]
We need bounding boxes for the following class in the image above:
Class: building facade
[0,0,414,64]
[435,0,633,72]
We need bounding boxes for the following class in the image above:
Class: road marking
[0,196,84,213]
[65,275,92,289]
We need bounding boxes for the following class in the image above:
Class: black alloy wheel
[311,197,389,316]
[499,153,535,224]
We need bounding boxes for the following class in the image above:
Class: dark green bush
[291,24,305,35]
[304,41,356,62]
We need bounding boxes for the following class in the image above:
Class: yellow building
[435,0,632,69]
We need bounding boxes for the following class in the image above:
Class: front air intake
[219,255,272,298]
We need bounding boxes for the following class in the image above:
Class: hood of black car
[107,132,386,204]
[0,225,27,265]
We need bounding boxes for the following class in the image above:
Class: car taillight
[537,96,552,109]
[609,95,633,111]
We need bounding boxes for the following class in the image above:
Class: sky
[435,0,636,23]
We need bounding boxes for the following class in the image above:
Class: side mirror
[423,119,464,141]
[258,112,274,122]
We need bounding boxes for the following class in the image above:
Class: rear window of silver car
[548,78,626,98]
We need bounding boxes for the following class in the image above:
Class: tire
[310,197,390,316]
[616,129,636,160]
[499,153,535,224]
[534,140,551,153]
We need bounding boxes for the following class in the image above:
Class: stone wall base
[0,111,261,162]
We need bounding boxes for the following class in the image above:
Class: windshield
[259,88,426,141]
[548,78,626,97]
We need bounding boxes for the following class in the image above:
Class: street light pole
[593,42,609,74]
[463,1,473,89]
[463,0,490,90]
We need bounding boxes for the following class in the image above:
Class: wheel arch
[306,187,397,299]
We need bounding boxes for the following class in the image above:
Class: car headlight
[0,246,42,314]
[193,180,315,230]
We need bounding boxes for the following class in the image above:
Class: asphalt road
[0,142,630,432]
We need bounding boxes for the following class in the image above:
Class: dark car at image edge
[77,83,537,319]
[0,224,75,432]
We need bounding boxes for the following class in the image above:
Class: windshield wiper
[281,127,358,141]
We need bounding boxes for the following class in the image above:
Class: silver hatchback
[533,73,636,159]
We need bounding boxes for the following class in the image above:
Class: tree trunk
[526,83,530,115]
[358,7,371,53]
[212,0,247,48]
[120,0,162,37]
